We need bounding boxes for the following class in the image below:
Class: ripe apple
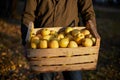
[57,33,64,40]
[91,37,96,45]
[65,34,74,41]
[82,38,93,47]
[42,35,52,41]
[38,39,48,48]
[68,41,78,48]
[65,27,73,34]
[31,36,40,44]
[31,43,37,49]
[59,38,69,48]
[76,33,85,38]
[48,39,59,48]
[81,29,90,36]
[50,30,57,35]
[74,33,85,44]
[71,29,80,37]
[41,28,50,36]
[85,34,93,38]
[36,34,42,39]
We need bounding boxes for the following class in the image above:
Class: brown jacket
[21,0,96,45]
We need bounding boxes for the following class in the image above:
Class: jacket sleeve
[21,0,38,45]
[78,0,96,27]
[22,0,38,27]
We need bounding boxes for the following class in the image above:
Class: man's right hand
[86,20,97,32]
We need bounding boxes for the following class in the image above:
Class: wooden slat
[29,54,97,66]
[30,63,97,72]
[27,46,99,58]
[33,27,85,34]
[28,26,100,72]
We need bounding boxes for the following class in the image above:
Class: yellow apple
[76,33,85,38]
[71,29,80,37]
[74,33,85,45]
[65,27,73,34]
[31,43,37,49]
[50,30,57,35]
[91,37,96,45]
[48,39,59,48]
[36,34,42,39]
[81,29,90,36]
[38,39,48,48]
[65,34,74,41]
[31,36,40,44]
[59,38,69,48]
[82,38,93,47]
[41,28,50,36]
[68,41,78,48]
[85,34,93,38]
[57,33,64,40]
[42,35,52,41]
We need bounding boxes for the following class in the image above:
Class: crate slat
[30,63,97,72]
[28,46,99,58]
[27,26,101,72]
[29,53,97,66]
[33,27,86,34]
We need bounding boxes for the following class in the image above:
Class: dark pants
[38,71,82,80]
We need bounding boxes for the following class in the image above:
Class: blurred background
[0,0,120,80]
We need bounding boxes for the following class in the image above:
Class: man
[21,0,97,80]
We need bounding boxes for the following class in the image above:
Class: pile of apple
[30,27,96,49]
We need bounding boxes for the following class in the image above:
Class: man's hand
[86,20,97,31]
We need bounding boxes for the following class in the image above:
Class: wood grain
[27,26,101,72]
[30,63,97,73]
[29,54,97,66]
[27,46,99,58]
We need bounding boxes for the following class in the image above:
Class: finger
[86,20,91,29]
[88,20,94,28]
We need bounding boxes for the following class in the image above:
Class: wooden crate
[27,26,101,73]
